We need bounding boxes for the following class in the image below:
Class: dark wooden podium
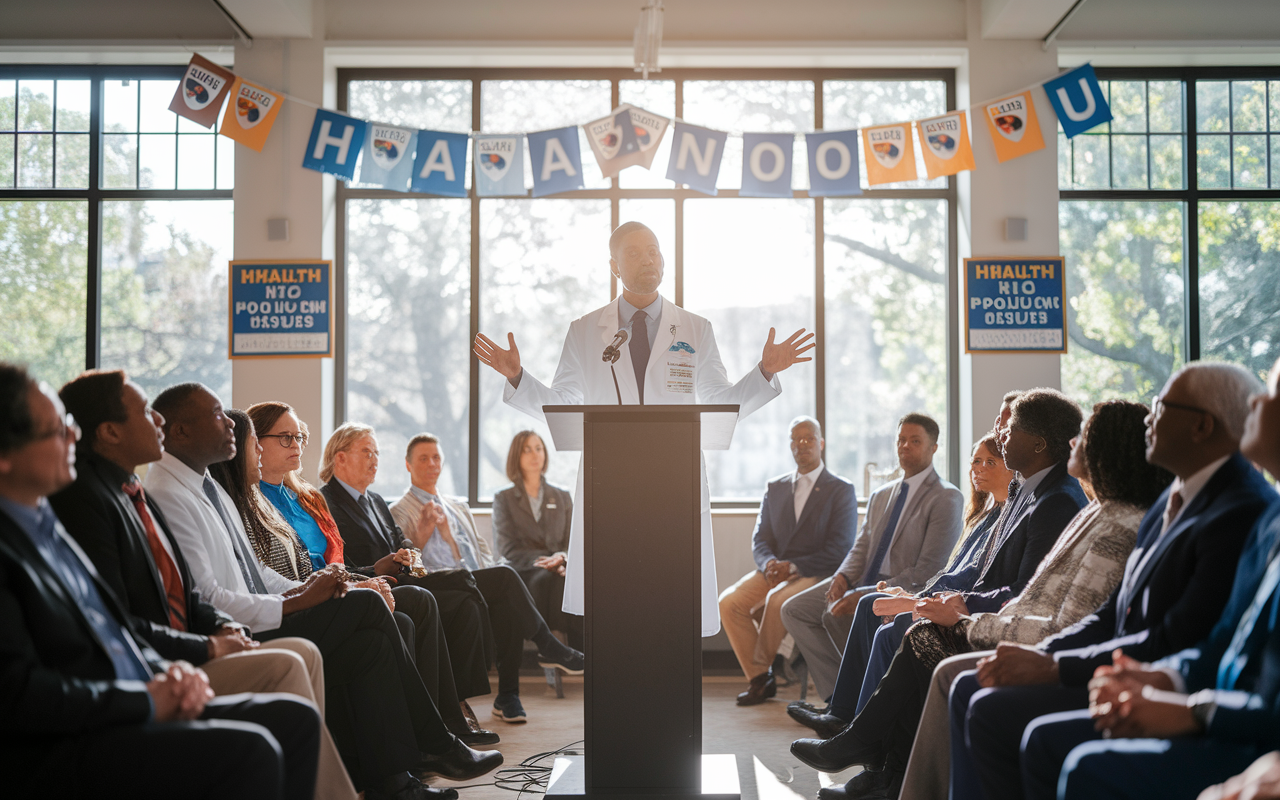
[542,405,742,800]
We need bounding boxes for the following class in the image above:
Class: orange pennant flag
[916,112,975,179]
[861,123,917,186]
[983,91,1045,164]
[219,77,284,153]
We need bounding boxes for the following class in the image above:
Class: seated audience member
[491,430,581,650]
[952,362,1272,800]
[51,369,357,800]
[321,425,583,725]
[211,409,498,747]
[780,413,962,709]
[791,388,1087,798]
[1199,752,1280,800]
[889,400,1171,800]
[0,363,320,800]
[144,383,501,799]
[1016,355,1280,800]
[718,416,857,705]
[247,401,496,743]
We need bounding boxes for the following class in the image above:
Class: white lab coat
[503,296,782,635]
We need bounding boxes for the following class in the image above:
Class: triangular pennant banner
[219,78,284,152]
[583,104,670,179]
[805,130,862,196]
[357,123,417,190]
[169,54,235,129]
[740,132,795,197]
[474,134,526,196]
[1044,64,1113,138]
[861,123,917,185]
[665,121,727,196]
[411,130,470,197]
[527,127,585,197]
[302,109,367,181]
[916,112,975,179]
[983,91,1045,164]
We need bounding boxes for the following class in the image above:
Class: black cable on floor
[446,740,584,796]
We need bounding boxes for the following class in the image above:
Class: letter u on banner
[805,130,862,196]
[411,130,469,197]
[527,127,585,197]
[1043,64,1113,138]
[302,109,368,181]
[740,133,795,197]
[665,121,727,196]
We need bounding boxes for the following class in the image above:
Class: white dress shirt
[793,461,825,522]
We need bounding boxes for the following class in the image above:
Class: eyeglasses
[792,437,818,446]
[260,433,308,448]
[353,447,379,460]
[34,413,81,444]
[1151,395,1212,420]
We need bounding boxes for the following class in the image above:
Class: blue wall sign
[229,260,333,358]
[965,257,1066,353]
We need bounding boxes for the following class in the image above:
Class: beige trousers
[718,570,822,679]
[203,637,358,800]
[900,651,991,800]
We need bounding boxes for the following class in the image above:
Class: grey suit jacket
[836,466,964,592]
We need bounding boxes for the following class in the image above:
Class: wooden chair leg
[545,666,564,698]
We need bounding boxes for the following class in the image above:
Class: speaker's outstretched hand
[761,327,816,374]
[474,332,522,380]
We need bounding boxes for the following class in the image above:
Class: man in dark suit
[1019,356,1280,799]
[0,362,319,800]
[318,422,583,725]
[950,362,1272,800]
[718,415,858,706]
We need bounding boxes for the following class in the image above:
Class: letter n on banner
[805,130,861,196]
[1043,64,1112,138]
[740,133,795,197]
[302,109,368,181]
[527,127,585,197]
[411,131,469,197]
[665,121,727,196]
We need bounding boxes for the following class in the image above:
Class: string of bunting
[172,53,1113,198]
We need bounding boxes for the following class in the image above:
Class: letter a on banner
[474,134,526,196]
[740,133,795,197]
[805,130,862,196]
[983,91,1045,163]
[527,127,585,197]
[219,78,284,152]
[862,123,917,186]
[168,54,235,129]
[358,123,417,191]
[1043,64,1112,138]
[302,109,367,181]
[916,112,975,179]
[665,121,728,196]
[411,131,469,197]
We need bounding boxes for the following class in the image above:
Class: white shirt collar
[335,476,366,502]
[902,464,934,494]
[1170,454,1232,517]
[618,294,662,325]
[1017,462,1057,498]
[794,461,825,485]
[156,451,211,493]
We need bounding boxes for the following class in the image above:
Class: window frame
[0,64,234,371]
[335,67,960,507]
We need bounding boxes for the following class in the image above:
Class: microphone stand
[610,364,623,405]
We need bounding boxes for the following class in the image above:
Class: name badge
[665,341,696,394]
[546,503,557,509]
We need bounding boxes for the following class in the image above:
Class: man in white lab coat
[473,221,814,635]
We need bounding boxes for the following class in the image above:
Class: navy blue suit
[956,453,1274,800]
[752,468,857,578]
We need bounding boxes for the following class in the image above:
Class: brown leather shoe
[736,670,777,705]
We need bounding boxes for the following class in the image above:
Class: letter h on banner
[303,109,368,181]
[740,133,795,197]
[1043,64,1113,138]
[665,121,728,196]
[805,130,862,196]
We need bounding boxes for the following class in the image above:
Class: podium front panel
[584,412,703,792]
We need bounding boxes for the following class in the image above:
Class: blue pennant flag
[805,130,862,196]
[740,132,795,198]
[410,131,470,197]
[527,127,585,197]
[474,134,526,196]
[665,121,728,196]
[1043,64,1112,138]
[302,109,367,181]
[357,122,417,190]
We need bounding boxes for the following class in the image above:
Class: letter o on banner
[815,139,851,180]
[749,141,786,182]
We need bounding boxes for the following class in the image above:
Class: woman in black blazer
[491,431,580,649]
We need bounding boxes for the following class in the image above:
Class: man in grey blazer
[780,413,963,705]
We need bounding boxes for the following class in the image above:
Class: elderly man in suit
[780,412,963,709]
[718,416,857,706]
[0,363,320,800]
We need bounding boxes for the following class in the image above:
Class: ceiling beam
[982,0,1082,39]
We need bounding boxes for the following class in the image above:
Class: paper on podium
[543,404,740,451]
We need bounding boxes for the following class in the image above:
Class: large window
[337,69,957,503]
[1060,69,1280,407]
[0,66,233,395]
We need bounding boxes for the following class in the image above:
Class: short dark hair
[152,382,209,430]
[59,369,128,455]
[0,362,38,455]
[898,412,940,444]
[405,432,440,462]
[506,430,548,484]
[609,221,655,259]
[1002,390,1023,405]
[1008,388,1083,464]
[1082,400,1173,507]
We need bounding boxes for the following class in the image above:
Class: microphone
[602,328,629,364]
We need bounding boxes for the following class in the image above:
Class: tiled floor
[429,675,866,800]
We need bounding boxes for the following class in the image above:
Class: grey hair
[1169,361,1265,441]
[789,415,822,438]
[320,422,376,483]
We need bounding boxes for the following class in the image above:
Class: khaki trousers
[900,651,990,800]
[203,637,358,800]
[718,571,821,679]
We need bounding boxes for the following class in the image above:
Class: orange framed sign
[228,260,333,358]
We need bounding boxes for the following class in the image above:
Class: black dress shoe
[736,671,777,706]
[415,737,505,781]
[457,728,501,746]
[787,706,850,739]
[843,768,901,800]
[788,700,830,715]
[366,774,459,800]
[790,726,886,773]
[816,783,847,800]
